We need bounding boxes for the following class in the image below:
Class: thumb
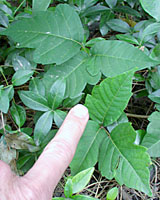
[25,104,89,194]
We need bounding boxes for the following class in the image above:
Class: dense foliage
[0,0,160,199]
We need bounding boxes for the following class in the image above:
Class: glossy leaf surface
[10,103,26,127]
[34,111,53,146]
[12,69,33,86]
[18,91,50,111]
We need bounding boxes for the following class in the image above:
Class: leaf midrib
[77,127,101,171]
[101,73,132,125]
[16,30,82,46]
[108,129,149,191]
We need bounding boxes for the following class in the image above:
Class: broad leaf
[29,77,45,97]
[107,19,131,33]
[34,111,54,146]
[140,0,160,21]
[3,4,84,65]
[141,112,160,157]
[99,123,152,196]
[64,179,73,198]
[54,110,67,128]
[0,11,9,27]
[141,22,160,43]
[48,78,66,109]
[106,187,118,200]
[10,102,26,127]
[12,69,33,86]
[44,53,101,98]
[85,70,133,126]
[18,91,50,111]
[70,121,106,175]
[12,55,32,71]
[148,89,160,104]
[72,167,94,193]
[32,0,51,11]
[116,34,139,45]
[87,40,158,77]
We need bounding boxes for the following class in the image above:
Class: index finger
[25,104,89,196]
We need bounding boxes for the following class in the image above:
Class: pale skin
[0,104,89,200]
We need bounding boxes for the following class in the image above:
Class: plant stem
[0,70,9,86]
[13,0,26,16]
[126,113,149,119]
[1,111,6,135]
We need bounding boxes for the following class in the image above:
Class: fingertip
[70,104,89,119]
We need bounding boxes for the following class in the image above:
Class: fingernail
[72,104,88,118]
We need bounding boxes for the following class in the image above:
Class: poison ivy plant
[71,70,152,196]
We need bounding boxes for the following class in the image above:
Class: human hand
[0,104,89,200]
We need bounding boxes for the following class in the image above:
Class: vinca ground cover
[0,0,160,199]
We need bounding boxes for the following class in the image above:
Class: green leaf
[12,69,33,86]
[44,52,101,98]
[141,111,160,157]
[29,77,45,97]
[105,0,117,8]
[70,121,106,175]
[141,22,160,42]
[85,70,133,126]
[0,11,8,27]
[72,195,98,200]
[148,89,160,104]
[99,123,152,196]
[140,0,160,21]
[63,94,83,107]
[34,111,53,146]
[10,102,26,127]
[88,40,158,77]
[113,6,141,18]
[3,4,84,65]
[106,187,118,200]
[48,78,66,109]
[72,167,94,194]
[107,19,131,33]
[54,110,67,128]
[150,44,160,61]
[12,55,32,71]
[116,34,139,45]
[64,178,73,198]
[18,91,50,111]
[32,0,51,11]
[0,87,9,113]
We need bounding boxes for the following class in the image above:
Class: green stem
[13,0,26,16]
[0,70,9,86]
